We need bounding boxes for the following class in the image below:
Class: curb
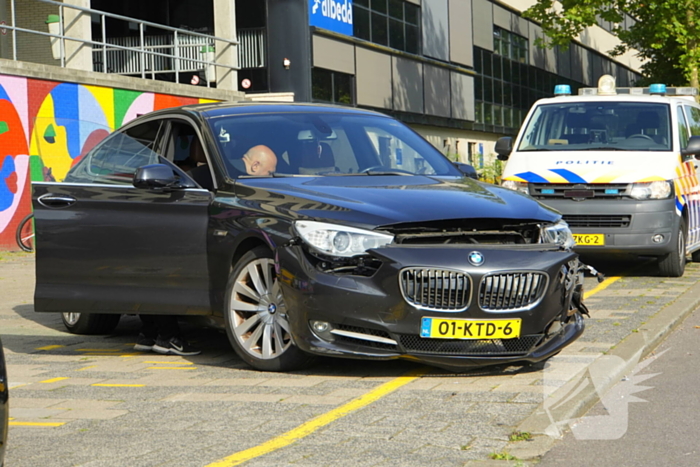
[503,277,700,461]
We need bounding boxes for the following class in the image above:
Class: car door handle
[38,193,77,209]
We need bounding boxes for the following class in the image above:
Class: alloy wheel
[228,258,292,359]
[63,312,81,326]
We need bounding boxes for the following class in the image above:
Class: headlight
[540,219,575,250]
[628,181,672,200]
[502,180,529,194]
[294,221,394,257]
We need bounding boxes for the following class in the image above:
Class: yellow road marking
[77,349,121,352]
[40,377,69,384]
[205,367,429,467]
[92,384,145,387]
[584,275,621,299]
[143,361,194,365]
[10,421,66,427]
[77,366,97,371]
[146,366,196,370]
[80,354,130,357]
[36,345,64,351]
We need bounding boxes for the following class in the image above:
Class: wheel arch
[230,235,272,270]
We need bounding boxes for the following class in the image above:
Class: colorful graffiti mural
[0,74,217,250]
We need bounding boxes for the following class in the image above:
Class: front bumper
[542,198,678,256]
[277,244,585,371]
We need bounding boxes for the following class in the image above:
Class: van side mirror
[453,162,478,179]
[682,136,700,158]
[495,137,513,160]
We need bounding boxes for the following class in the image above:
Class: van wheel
[224,247,314,372]
[61,313,121,335]
[658,218,686,277]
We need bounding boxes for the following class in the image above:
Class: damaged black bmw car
[33,102,590,372]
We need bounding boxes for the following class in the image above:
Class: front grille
[399,268,471,311]
[334,325,398,350]
[563,214,631,228]
[531,183,628,199]
[399,334,543,355]
[479,272,548,311]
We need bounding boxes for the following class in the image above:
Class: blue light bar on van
[554,84,572,96]
[649,83,667,95]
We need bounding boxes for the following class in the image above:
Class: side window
[685,105,700,136]
[164,120,214,190]
[677,106,690,149]
[86,120,164,184]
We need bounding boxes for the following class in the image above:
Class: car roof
[143,101,391,120]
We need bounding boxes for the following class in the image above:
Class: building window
[354,0,420,54]
[493,27,528,64]
[473,46,584,131]
[312,68,355,105]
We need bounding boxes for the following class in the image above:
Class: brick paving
[1,252,698,466]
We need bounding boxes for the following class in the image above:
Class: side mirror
[133,164,180,190]
[453,162,478,180]
[682,135,700,158]
[495,137,513,161]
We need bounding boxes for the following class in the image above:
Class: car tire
[658,218,687,277]
[61,313,121,335]
[224,246,314,372]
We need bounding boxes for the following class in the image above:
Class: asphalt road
[537,306,700,466]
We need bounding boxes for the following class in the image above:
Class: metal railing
[238,27,266,69]
[1,0,251,87]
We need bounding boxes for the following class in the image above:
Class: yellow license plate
[420,318,521,339]
[573,234,605,245]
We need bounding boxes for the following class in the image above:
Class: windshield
[207,112,461,178]
[517,102,672,152]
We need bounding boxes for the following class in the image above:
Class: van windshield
[517,102,672,152]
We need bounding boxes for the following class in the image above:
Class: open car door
[32,117,212,316]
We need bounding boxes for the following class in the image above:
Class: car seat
[298,142,337,175]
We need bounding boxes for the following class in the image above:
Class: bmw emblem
[468,251,485,266]
[268,303,277,314]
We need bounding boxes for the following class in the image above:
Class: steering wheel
[627,134,654,141]
[360,166,413,174]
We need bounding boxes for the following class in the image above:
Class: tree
[524,1,700,88]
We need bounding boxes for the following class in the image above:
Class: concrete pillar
[62,0,92,71]
[213,0,238,91]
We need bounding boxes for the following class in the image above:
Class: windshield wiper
[580,146,627,151]
[362,170,413,176]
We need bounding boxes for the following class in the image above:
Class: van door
[678,105,700,249]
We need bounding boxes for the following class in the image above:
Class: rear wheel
[61,313,121,335]
[16,213,34,252]
[224,247,314,371]
[658,218,687,277]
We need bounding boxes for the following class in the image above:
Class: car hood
[234,175,560,228]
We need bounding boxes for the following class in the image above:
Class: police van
[496,75,700,277]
